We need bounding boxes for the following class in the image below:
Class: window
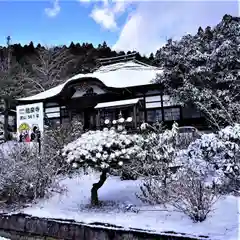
[147,109,162,122]
[45,106,60,119]
[100,110,115,125]
[146,102,161,108]
[182,106,202,119]
[60,107,69,118]
[164,108,180,121]
[145,95,161,109]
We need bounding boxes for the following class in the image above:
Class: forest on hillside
[154,14,240,129]
[0,40,154,99]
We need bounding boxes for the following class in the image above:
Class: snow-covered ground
[18,171,239,240]
[0,237,10,240]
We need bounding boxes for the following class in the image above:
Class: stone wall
[0,213,208,240]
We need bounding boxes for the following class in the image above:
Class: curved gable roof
[19,60,163,101]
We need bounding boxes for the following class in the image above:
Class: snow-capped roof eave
[18,60,163,102]
[95,98,142,109]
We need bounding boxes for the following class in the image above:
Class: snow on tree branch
[62,128,144,170]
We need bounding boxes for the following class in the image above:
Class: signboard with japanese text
[16,102,44,143]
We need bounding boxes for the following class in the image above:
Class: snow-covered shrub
[0,122,4,144]
[169,168,219,222]
[137,122,181,204]
[138,178,173,205]
[45,119,83,149]
[121,122,168,180]
[137,130,220,222]
[62,128,144,205]
[177,125,240,194]
[121,122,167,180]
[176,127,202,149]
[137,122,239,221]
[44,120,83,172]
[218,123,240,143]
[218,124,240,193]
[0,142,63,204]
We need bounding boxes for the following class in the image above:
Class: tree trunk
[3,98,9,142]
[91,169,107,205]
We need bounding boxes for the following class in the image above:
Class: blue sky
[0,1,128,47]
[0,0,239,54]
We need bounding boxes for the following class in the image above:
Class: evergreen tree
[154,14,240,129]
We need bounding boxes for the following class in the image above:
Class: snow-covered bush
[219,123,240,143]
[137,122,181,204]
[62,128,144,205]
[0,142,62,204]
[0,122,4,144]
[44,120,83,173]
[45,119,83,149]
[176,127,201,149]
[177,124,240,194]
[137,123,237,222]
[120,122,165,180]
[169,168,219,222]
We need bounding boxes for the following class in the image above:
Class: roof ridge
[96,60,158,73]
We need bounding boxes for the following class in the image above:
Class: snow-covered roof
[19,60,163,101]
[95,98,141,109]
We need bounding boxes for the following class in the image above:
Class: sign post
[16,102,44,153]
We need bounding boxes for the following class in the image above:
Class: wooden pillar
[59,106,62,125]
[160,94,164,122]
[136,104,139,127]
[96,110,100,129]
[143,92,147,122]
[69,108,73,121]
[133,105,137,129]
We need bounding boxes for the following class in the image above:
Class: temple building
[16,55,206,130]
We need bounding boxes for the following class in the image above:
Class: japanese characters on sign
[16,103,44,143]
[19,106,40,121]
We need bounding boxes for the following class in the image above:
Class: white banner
[16,102,44,143]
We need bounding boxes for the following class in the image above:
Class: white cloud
[89,0,129,30]
[113,1,239,55]
[45,0,60,18]
[90,6,118,30]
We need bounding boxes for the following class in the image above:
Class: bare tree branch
[27,46,75,93]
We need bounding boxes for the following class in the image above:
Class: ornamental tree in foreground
[62,128,143,205]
